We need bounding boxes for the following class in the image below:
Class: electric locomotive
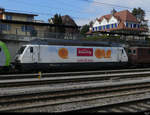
[14,43,128,71]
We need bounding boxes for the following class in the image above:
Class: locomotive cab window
[30,47,33,53]
[17,46,26,54]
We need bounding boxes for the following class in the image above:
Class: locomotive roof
[30,38,121,47]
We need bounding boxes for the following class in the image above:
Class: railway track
[1,67,150,80]
[1,68,150,112]
[1,77,150,112]
[1,68,150,88]
[77,99,150,112]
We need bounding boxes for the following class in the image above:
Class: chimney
[111,9,117,15]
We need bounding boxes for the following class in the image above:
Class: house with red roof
[90,10,147,33]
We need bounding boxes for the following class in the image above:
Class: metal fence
[0,27,149,47]
[0,27,84,41]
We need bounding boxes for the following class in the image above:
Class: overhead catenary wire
[80,0,150,13]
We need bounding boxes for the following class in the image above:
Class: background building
[0,8,80,62]
[0,8,79,40]
[90,10,147,34]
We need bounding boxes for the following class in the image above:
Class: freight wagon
[127,47,150,66]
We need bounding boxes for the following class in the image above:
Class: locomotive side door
[30,46,39,63]
[118,48,123,62]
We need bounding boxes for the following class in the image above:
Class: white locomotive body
[15,44,128,71]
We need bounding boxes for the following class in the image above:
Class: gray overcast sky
[0,0,150,26]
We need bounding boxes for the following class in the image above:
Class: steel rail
[1,69,150,112]
[1,77,150,112]
[72,98,150,112]
[1,71,150,88]
[0,67,150,79]
[4,84,150,112]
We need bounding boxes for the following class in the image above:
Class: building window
[115,23,117,28]
[21,26,25,32]
[103,26,105,30]
[99,26,101,30]
[0,24,11,31]
[111,24,114,28]
[126,23,128,28]
[137,24,140,28]
[95,27,97,31]
[7,24,11,30]
[27,17,33,22]
[128,49,132,54]
[106,25,110,29]
[92,27,95,31]
[130,24,133,28]
[6,15,12,20]
[21,25,34,32]
[133,24,136,28]
[133,50,136,54]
